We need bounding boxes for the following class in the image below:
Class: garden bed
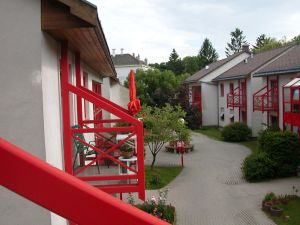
[262,189,300,225]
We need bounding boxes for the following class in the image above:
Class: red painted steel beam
[60,41,73,175]
[78,174,138,181]
[0,138,170,225]
[75,52,83,126]
[71,126,135,134]
[79,85,130,114]
[83,119,125,124]
[94,184,139,193]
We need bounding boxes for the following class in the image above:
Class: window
[220,83,224,97]
[229,83,234,94]
[220,107,224,121]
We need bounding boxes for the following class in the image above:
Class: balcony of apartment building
[283,78,300,134]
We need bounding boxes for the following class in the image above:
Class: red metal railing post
[60,41,73,175]
[0,138,170,225]
[136,123,145,200]
[75,52,83,127]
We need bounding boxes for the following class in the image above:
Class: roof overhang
[212,74,246,82]
[42,0,116,77]
[253,66,300,77]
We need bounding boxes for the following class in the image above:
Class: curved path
[143,132,299,225]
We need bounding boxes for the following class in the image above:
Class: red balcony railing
[227,86,246,108]
[60,41,145,200]
[0,138,170,225]
[253,85,278,112]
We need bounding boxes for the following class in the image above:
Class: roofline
[213,74,246,82]
[214,45,295,82]
[184,51,247,83]
[253,66,300,77]
[95,16,117,77]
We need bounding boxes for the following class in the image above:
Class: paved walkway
[142,132,300,225]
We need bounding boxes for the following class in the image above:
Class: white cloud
[90,0,300,63]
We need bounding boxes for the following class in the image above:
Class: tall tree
[198,38,218,68]
[225,28,248,56]
[124,69,186,107]
[166,49,184,75]
[182,56,200,75]
[253,34,270,50]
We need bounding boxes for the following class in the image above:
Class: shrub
[184,105,202,130]
[260,131,300,177]
[258,126,280,150]
[221,122,251,142]
[242,152,276,182]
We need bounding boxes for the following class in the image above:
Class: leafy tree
[166,49,184,75]
[182,56,200,74]
[253,37,284,53]
[291,35,300,44]
[198,38,218,68]
[139,104,188,169]
[253,34,270,50]
[225,28,248,56]
[124,69,186,107]
[149,62,167,71]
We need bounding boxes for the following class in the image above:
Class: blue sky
[90,0,300,63]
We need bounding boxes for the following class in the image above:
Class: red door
[92,81,102,127]
[192,86,201,112]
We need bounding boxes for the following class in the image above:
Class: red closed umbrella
[127,70,141,115]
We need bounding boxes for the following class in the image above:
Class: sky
[90,0,300,63]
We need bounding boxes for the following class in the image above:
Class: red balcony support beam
[75,52,83,127]
[0,138,170,225]
[60,41,73,175]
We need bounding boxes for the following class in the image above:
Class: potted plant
[143,119,154,136]
[120,144,134,159]
[262,192,275,211]
[270,206,283,217]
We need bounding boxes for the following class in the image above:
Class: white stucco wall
[218,80,240,127]
[0,1,52,225]
[115,65,140,84]
[201,83,218,126]
[41,33,67,225]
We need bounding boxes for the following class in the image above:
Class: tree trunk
[151,154,156,171]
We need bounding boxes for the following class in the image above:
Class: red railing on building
[282,78,300,134]
[227,84,246,108]
[60,41,145,200]
[253,85,278,112]
[0,138,170,225]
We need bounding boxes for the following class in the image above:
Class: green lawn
[145,166,183,190]
[269,198,300,225]
[240,140,259,153]
[195,127,223,141]
[195,127,259,153]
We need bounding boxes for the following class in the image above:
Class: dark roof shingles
[213,45,292,81]
[254,44,300,76]
[184,52,243,83]
[112,54,145,66]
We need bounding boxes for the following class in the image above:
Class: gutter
[253,66,300,77]
[212,74,246,82]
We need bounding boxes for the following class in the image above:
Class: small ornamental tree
[139,104,188,169]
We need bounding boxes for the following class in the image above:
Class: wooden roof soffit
[42,0,116,77]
